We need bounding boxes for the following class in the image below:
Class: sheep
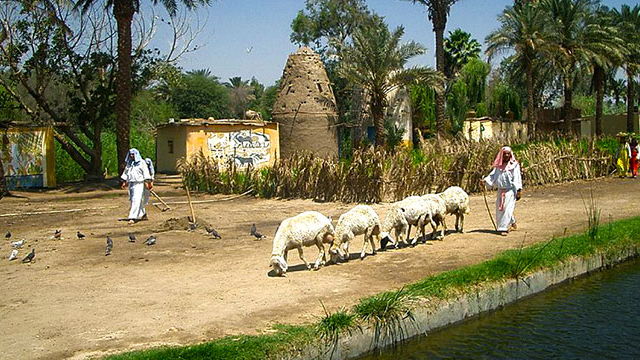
[421,194,448,240]
[395,196,435,246]
[270,211,335,277]
[379,206,409,250]
[439,186,470,233]
[330,205,381,261]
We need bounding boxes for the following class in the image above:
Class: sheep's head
[329,232,351,261]
[270,255,288,276]
[379,231,393,250]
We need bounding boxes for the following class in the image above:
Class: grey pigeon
[11,240,25,248]
[144,235,156,246]
[105,236,113,256]
[22,249,35,263]
[5,231,11,239]
[77,231,86,239]
[188,222,197,231]
[128,233,136,243]
[205,226,221,239]
[53,229,62,239]
[250,224,265,240]
[8,249,18,261]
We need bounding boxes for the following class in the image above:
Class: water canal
[359,258,640,359]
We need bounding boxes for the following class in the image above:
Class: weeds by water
[583,190,601,242]
[316,303,361,359]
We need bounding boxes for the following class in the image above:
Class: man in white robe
[483,146,522,236]
[121,149,153,224]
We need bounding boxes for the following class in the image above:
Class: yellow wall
[156,122,280,173]
[2,127,55,187]
[463,120,528,143]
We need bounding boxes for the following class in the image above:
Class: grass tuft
[316,303,361,359]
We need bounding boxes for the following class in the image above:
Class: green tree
[338,21,442,146]
[75,0,211,173]
[486,1,548,134]
[224,77,256,118]
[443,28,481,79]
[131,90,178,130]
[405,0,461,134]
[170,70,230,119]
[613,4,640,132]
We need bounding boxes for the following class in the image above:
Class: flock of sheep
[270,186,470,276]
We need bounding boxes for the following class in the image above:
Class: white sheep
[379,206,409,249]
[439,186,470,233]
[330,205,381,261]
[395,195,435,245]
[421,194,448,240]
[270,211,335,277]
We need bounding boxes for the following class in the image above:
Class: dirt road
[0,177,638,359]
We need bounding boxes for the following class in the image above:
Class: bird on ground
[11,240,25,248]
[144,235,156,246]
[77,231,86,240]
[188,222,197,231]
[5,231,11,239]
[53,230,62,239]
[22,249,35,263]
[105,237,113,256]
[250,224,266,240]
[128,233,136,243]
[8,249,18,261]
[205,226,221,239]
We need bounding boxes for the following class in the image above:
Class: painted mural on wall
[1,129,48,188]
[206,130,271,167]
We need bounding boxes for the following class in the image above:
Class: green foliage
[444,28,482,78]
[353,289,414,350]
[458,58,490,107]
[170,71,231,119]
[573,94,595,117]
[446,79,468,132]
[132,91,178,130]
[488,82,522,120]
[410,83,437,133]
[384,119,406,149]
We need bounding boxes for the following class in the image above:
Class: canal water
[359,258,640,359]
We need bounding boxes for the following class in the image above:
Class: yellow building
[463,117,528,143]
[156,118,280,173]
[1,127,56,189]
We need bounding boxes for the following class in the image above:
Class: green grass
[105,216,640,360]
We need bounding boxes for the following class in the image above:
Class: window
[168,140,174,154]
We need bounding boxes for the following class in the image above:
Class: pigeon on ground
[8,249,18,261]
[5,231,11,239]
[53,230,62,239]
[77,231,86,239]
[105,237,113,256]
[143,235,156,246]
[128,233,136,243]
[250,224,266,240]
[188,222,197,231]
[205,226,222,239]
[11,240,25,248]
[22,249,35,263]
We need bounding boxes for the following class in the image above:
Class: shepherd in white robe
[483,146,523,236]
[121,149,152,224]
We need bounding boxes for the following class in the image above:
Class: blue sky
[150,0,632,86]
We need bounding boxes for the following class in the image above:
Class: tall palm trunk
[525,60,536,136]
[593,64,605,136]
[0,156,6,199]
[626,66,636,132]
[114,0,133,174]
[433,19,446,134]
[563,77,574,134]
[372,92,386,147]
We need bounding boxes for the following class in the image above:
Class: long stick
[185,185,196,224]
[149,189,171,210]
[482,185,498,231]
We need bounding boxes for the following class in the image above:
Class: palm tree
[486,1,548,135]
[75,0,211,173]
[224,77,256,119]
[444,28,481,79]
[405,0,460,134]
[338,21,442,146]
[613,5,640,132]
[541,0,618,134]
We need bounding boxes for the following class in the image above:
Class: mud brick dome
[273,47,339,158]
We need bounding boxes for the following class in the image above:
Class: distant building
[155,118,279,173]
[272,47,339,158]
[463,117,528,142]
[1,127,56,189]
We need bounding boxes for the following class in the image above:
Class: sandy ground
[0,176,638,360]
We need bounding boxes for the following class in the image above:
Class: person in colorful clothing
[615,136,631,178]
[630,138,640,178]
[483,146,523,236]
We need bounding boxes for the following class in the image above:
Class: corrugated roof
[156,118,274,129]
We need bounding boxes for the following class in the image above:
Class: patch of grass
[105,324,314,360]
[316,304,361,359]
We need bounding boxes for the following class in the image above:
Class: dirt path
[0,177,638,360]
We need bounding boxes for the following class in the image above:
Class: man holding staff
[483,146,523,236]
[121,149,153,224]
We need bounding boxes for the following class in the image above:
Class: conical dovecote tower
[273,47,339,158]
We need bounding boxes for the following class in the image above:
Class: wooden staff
[185,185,196,224]
[482,184,498,232]
[149,189,171,211]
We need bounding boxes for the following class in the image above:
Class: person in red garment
[630,138,640,178]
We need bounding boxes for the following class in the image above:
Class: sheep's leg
[369,229,377,256]
[407,224,413,245]
[429,216,439,240]
[314,241,325,269]
[455,213,461,232]
[460,213,465,233]
[360,231,370,260]
[440,216,448,239]
[297,246,312,270]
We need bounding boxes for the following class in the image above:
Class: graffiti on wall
[206,130,271,167]
[1,130,47,188]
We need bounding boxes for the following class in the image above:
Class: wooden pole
[482,185,498,232]
[185,185,196,224]
[149,189,171,211]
